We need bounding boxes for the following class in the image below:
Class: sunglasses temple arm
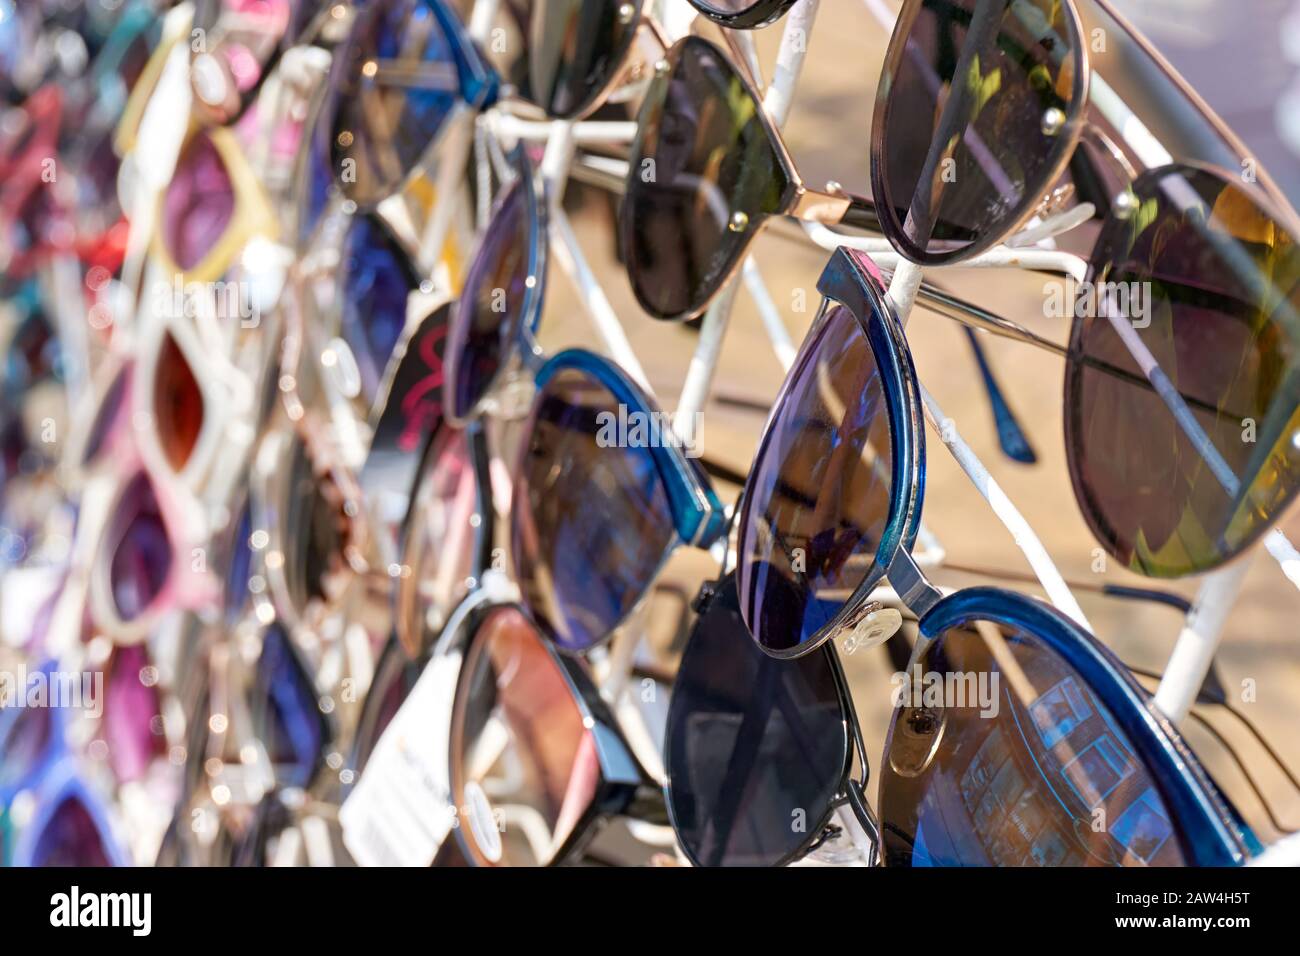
[960,325,1037,465]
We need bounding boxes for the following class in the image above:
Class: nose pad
[837,602,903,655]
[889,702,946,779]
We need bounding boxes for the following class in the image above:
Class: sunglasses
[188,0,299,126]
[0,658,130,866]
[510,349,727,654]
[297,0,498,233]
[443,146,548,425]
[684,0,799,30]
[667,566,1251,866]
[447,600,662,865]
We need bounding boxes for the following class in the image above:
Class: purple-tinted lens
[101,644,165,784]
[871,0,1084,263]
[737,304,895,655]
[339,214,417,406]
[512,368,674,653]
[446,178,532,420]
[328,0,460,205]
[108,473,172,622]
[29,792,114,867]
[880,616,1187,866]
[161,133,236,272]
[83,365,129,465]
[621,37,790,320]
[666,574,849,867]
[0,701,54,796]
[1065,164,1300,577]
[252,621,328,787]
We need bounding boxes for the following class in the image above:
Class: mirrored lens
[529,0,640,119]
[329,0,460,205]
[873,0,1084,262]
[666,575,849,867]
[512,368,674,653]
[153,331,205,471]
[447,178,532,420]
[1065,164,1300,577]
[621,37,790,320]
[252,621,328,786]
[108,473,172,622]
[880,614,1187,866]
[339,214,417,407]
[397,425,481,656]
[161,133,236,272]
[737,304,896,655]
[450,606,598,866]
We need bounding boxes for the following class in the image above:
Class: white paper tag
[339,649,464,867]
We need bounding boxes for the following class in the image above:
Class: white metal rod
[1154,556,1253,725]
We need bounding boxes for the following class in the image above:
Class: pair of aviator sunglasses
[870,0,1300,578]
[511,349,728,654]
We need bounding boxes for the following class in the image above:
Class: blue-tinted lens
[512,368,674,652]
[0,701,54,798]
[108,474,172,622]
[880,616,1188,867]
[224,501,253,623]
[340,214,416,407]
[447,178,532,420]
[29,790,115,867]
[666,574,849,866]
[737,303,895,654]
[252,622,328,787]
[329,0,460,205]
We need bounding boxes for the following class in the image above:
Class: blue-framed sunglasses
[0,659,129,866]
[443,146,549,426]
[511,349,727,654]
[706,246,1252,866]
[295,0,500,242]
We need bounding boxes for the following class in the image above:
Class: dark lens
[252,621,328,787]
[621,37,791,320]
[283,437,347,611]
[339,214,417,406]
[101,644,165,784]
[190,0,293,123]
[880,615,1187,866]
[450,606,599,866]
[396,426,480,656]
[512,368,674,653]
[446,178,532,420]
[108,473,172,622]
[1065,165,1300,577]
[224,500,254,622]
[737,304,896,655]
[666,575,849,867]
[529,0,640,119]
[688,0,795,27]
[161,133,236,272]
[329,0,460,205]
[872,0,1084,262]
[28,792,114,866]
[353,636,422,774]
[153,331,205,471]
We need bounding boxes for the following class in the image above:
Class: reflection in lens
[329,0,459,205]
[108,474,172,622]
[873,0,1083,262]
[529,0,640,120]
[161,133,236,272]
[153,331,205,471]
[396,426,480,656]
[450,606,597,865]
[447,178,532,420]
[880,615,1186,866]
[666,575,849,866]
[1066,165,1300,577]
[737,304,897,654]
[339,214,417,407]
[622,37,790,320]
[512,368,674,653]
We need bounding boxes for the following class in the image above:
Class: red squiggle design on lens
[396,324,447,452]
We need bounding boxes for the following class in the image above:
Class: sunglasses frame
[686,0,799,30]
